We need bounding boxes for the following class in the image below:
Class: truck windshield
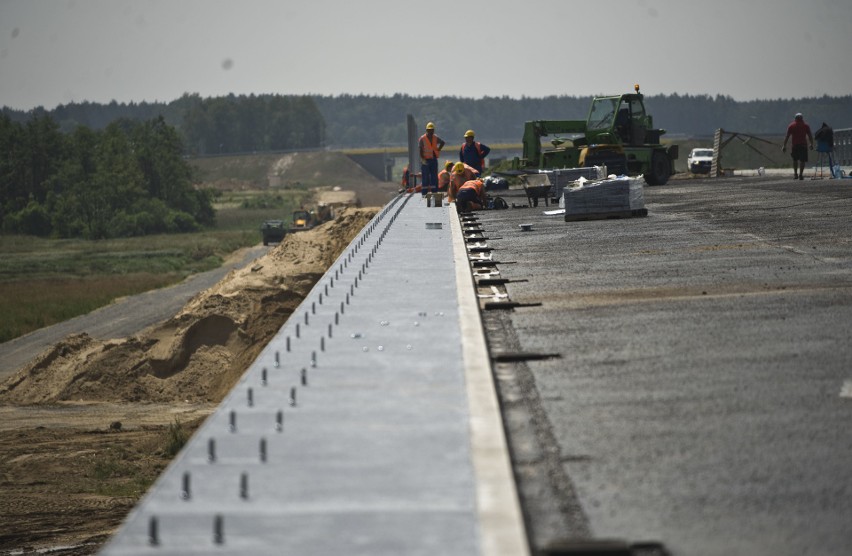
[587,98,619,131]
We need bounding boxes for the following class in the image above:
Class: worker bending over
[437,160,454,194]
[456,179,485,212]
[449,162,479,202]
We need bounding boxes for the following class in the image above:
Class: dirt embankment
[0,207,377,555]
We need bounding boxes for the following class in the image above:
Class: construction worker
[401,165,410,192]
[437,160,454,193]
[459,130,491,174]
[456,179,485,212]
[781,112,814,181]
[419,122,445,195]
[449,162,479,203]
[814,122,835,177]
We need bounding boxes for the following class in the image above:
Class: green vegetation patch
[0,273,182,343]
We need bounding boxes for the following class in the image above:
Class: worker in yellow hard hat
[419,122,445,195]
[449,161,479,203]
[459,129,490,174]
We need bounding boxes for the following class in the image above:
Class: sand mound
[0,208,377,406]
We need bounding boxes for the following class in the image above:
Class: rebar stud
[181,472,191,500]
[214,515,224,545]
[149,516,159,546]
[274,351,280,368]
[208,438,216,463]
[301,368,307,386]
[289,387,297,407]
[262,368,268,386]
[229,410,236,432]
[240,472,249,499]
[275,410,283,432]
[247,388,254,407]
[259,438,267,463]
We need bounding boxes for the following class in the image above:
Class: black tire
[645,151,671,185]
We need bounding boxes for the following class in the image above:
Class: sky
[1,0,851,111]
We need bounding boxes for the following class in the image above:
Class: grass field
[0,188,310,344]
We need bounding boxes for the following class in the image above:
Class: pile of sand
[0,208,377,406]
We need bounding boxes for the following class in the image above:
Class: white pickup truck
[687,148,714,174]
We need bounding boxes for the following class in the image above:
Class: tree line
[2,92,849,239]
[4,93,850,152]
[0,113,214,239]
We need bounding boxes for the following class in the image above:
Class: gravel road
[0,245,269,380]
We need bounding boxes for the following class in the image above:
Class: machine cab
[586,94,651,146]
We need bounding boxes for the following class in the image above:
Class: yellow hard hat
[445,160,455,169]
[425,122,435,130]
[453,162,466,174]
[464,129,475,138]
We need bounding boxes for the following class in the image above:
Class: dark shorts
[791,144,808,162]
[456,187,481,210]
[456,188,479,203]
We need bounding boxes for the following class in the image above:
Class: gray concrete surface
[101,196,528,556]
[476,176,852,555]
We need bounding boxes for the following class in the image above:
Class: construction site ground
[0,152,396,555]
[3,160,850,555]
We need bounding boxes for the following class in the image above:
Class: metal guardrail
[833,127,852,167]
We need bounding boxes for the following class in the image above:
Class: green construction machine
[511,85,678,185]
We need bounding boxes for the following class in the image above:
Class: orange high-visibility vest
[460,141,486,169]
[419,133,440,160]
[459,179,483,195]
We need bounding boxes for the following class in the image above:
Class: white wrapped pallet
[562,176,647,220]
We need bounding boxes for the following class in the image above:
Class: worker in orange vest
[449,162,479,203]
[459,130,491,174]
[401,165,410,191]
[437,161,454,194]
[456,179,485,212]
[419,122,445,195]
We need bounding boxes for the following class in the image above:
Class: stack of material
[521,166,606,207]
[533,166,606,199]
[562,176,647,221]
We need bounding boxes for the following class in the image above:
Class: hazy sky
[1,0,851,111]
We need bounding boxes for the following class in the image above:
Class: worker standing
[459,130,491,174]
[449,162,479,203]
[419,122,445,195]
[781,112,814,181]
[456,179,485,212]
[437,161,454,194]
[814,122,835,177]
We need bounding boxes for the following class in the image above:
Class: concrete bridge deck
[100,194,528,556]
